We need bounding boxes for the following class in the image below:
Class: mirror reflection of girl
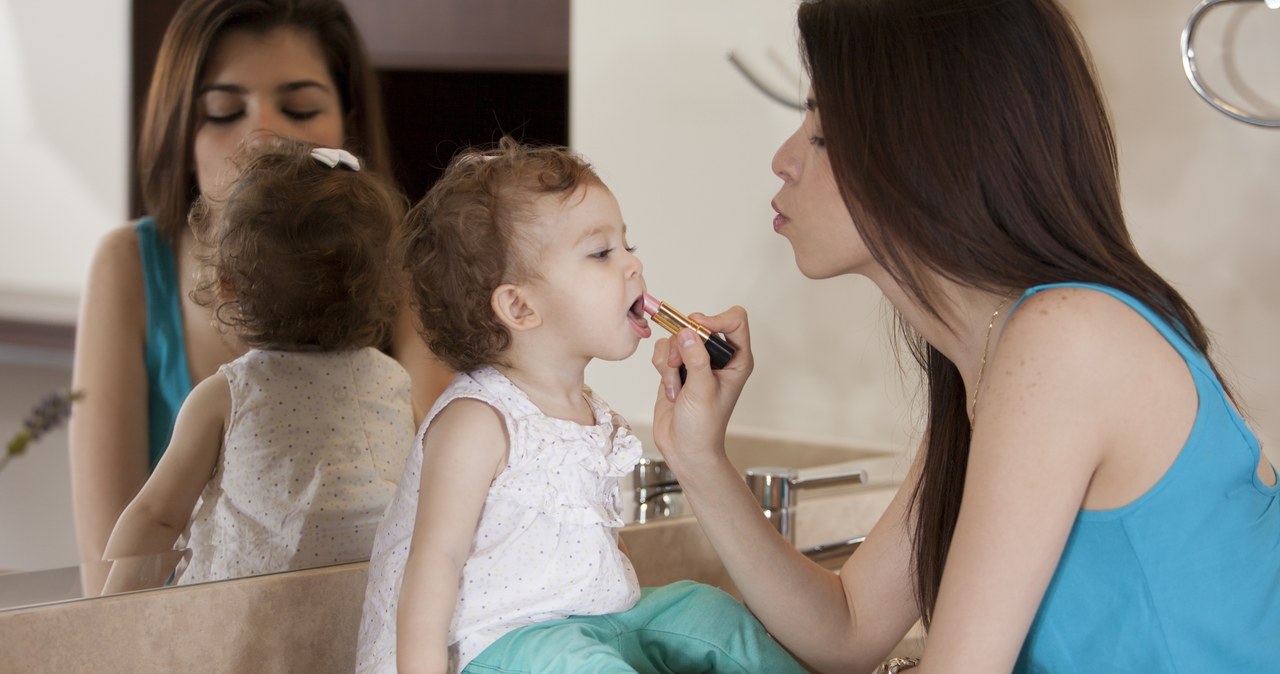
[649,1,1280,672]
[101,139,415,593]
[356,139,807,674]
[71,0,452,595]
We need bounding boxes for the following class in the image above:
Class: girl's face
[192,27,346,200]
[522,184,650,363]
[770,94,872,279]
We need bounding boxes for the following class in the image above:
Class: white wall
[572,0,1280,468]
[0,0,128,571]
[0,0,129,322]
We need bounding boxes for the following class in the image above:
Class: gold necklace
[970,290,1016,423]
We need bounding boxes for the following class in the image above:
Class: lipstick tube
[643,295,736,371]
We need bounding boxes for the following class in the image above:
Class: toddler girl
[103,139,416,590]
[356,139,806,674]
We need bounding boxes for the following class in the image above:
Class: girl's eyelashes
[808,135,826,148]
[588,244,637,260]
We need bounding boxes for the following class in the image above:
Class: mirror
[0,0,574,609]
[3,0,1279,615]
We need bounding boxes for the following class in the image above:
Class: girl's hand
[650,306,753,475]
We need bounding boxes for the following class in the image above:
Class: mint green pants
[462,581,808,673]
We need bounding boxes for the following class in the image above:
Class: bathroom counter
[0,455,916,671]
[1,561,368,672]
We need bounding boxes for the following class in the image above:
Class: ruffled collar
[473,367,643,477]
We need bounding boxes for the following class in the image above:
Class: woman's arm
[101,372,229,594]
[652,309,921,672]
[391,300,454,423]
[69,225,151,595]
[397,399,507,674]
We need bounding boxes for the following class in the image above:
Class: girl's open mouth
[628,296,651,338]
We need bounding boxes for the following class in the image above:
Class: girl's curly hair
[189,137,407,351]
[402,137,603,372]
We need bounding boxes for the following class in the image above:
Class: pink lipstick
[641,293,736,375]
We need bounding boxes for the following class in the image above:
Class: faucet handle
[743,466,867,510]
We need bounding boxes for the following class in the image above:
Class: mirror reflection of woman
[650,1,1280,672]
[69,0,452,596]
[103,139,415,594]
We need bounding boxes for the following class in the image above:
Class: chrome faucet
[634,456,869,560]
[635,453,679,500]
[743,466,867,544]
[633,454,682,522]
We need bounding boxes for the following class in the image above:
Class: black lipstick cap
[678,333,736,384]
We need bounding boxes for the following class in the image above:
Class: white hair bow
[310,147,361,171]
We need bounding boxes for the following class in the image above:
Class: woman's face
[769,95,872,279]
[192,26,346,199]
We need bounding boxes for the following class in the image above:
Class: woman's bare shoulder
[996,285,1191,411]
[89,222,145,275]
[1004,286,1166,356]
[80,222,148,329]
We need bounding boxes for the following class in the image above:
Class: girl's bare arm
[397,399,507,674]
[102,372,228,593]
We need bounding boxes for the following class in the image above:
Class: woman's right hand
[649,305,753,475]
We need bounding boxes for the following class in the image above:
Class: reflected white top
[177,348,414,585]
[356,367,642,674]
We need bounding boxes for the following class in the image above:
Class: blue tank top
[135,218,192,469]
[1010,283,1280,673]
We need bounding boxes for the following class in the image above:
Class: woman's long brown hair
[137,0,390,243]
[797,0,1231,628]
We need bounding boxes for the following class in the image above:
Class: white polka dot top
[356,367,643,674]
[176,348,415,585]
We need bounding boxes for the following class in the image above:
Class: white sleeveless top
[176,348,414,585]
[356,367,643,674]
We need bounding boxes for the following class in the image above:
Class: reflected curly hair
[402,137,603,372]
[189,137,406,350]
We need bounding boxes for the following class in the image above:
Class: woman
[650,1,1279,672]
[70,0,451,595]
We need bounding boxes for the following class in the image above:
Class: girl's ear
[491,283,542,332]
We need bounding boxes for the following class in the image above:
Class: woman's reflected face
[192,26,346,199]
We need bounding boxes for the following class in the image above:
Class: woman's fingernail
[666,384,677,401]
[680,331,696,347]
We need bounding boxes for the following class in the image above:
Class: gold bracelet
[874,657,921,674]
